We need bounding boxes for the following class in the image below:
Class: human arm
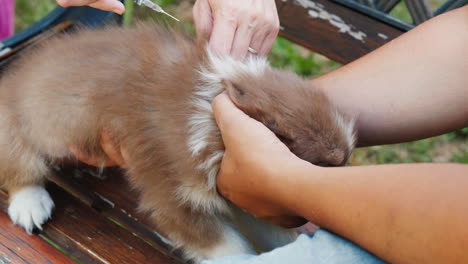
[56,0,125,14]
[193,0,280,58]
[212,92,468,264]
[314,6,468,146]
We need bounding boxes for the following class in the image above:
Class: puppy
[0,23,356,262]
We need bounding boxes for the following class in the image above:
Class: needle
[133,0,180,22]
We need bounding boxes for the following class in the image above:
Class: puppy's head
[223,67,356,167]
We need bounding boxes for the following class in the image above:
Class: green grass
[269,37,341,77]
[390,0,447,24]
[123,0,135,27]
[452,151,468,163]
[350,136,468,165]
[390,1,413,23]
[14,0,57,32]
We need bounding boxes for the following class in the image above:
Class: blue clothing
[202,229,387,264]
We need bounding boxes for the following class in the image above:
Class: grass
[269,37,341,77]
[123,0,135,27]
[390,0,449,24]
[13,0,468,165]
[349,135,468,165]
[452,152,468,163]
[14,0,57,32]
[390,1,413,23]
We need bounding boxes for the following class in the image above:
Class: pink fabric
[0,0,15,40]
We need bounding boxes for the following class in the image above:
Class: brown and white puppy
[0,23,356,262]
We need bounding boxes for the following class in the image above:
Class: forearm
[313,6,468,146]
[272,162,468,263]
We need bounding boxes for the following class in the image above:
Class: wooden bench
[0,0,464,263]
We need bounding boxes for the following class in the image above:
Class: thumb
[212,93,251,134]
[212,93,283,150]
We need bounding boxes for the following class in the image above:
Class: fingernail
[113,8,125,15]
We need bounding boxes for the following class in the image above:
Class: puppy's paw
[8,186,54,234]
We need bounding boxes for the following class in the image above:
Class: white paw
[8,186,54,234]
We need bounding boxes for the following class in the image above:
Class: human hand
[193,0,280,59]
[56,0,125,15]
[212,93,308,228]
[69,131,127,168]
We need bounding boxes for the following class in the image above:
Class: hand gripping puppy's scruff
[0,24,356,262]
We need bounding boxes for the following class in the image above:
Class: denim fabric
[202,229,387,264]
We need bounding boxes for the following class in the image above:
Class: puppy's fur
[0,24,356,262]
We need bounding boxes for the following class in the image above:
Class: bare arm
[280,162,468,264]
[314,6,468,146]
[212,93,468,264]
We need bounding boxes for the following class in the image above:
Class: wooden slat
[51,167,143,223]
[47,167,185,263]
[0,211,73,264]
[0,181,182,264]
[276,0,404,64]
[46,182,182,264]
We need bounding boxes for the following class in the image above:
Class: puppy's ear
[221,79,246,107]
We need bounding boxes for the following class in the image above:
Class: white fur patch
[203,49,268,82]
[332,110,356,152]
[187,49,268,157]
[174,183,228,213]
[197,150,224,189]
[8,185,54,234]
[185,48,268,212]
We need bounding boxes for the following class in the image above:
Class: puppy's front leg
[0,129,54,233]
[8,185,54,233]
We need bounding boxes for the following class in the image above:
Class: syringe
[133,0,180,22]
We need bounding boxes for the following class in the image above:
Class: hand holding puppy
[193,0,280,59]
[212,93,308,228]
